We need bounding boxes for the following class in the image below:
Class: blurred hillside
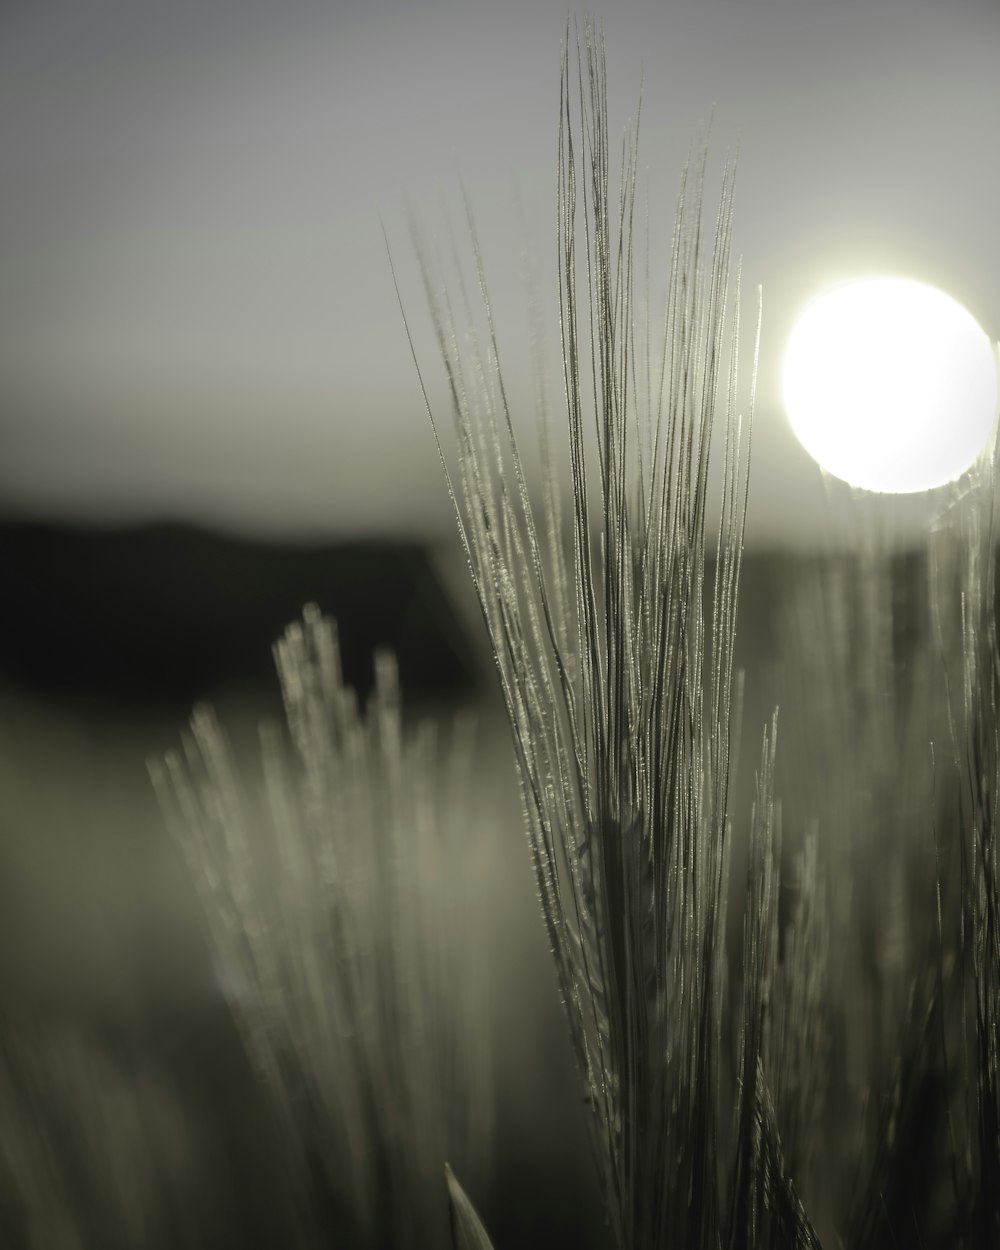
[0,521,485,716]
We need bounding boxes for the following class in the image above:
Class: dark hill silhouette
[0,521,482,713]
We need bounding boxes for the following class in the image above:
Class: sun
[782,276,997,493]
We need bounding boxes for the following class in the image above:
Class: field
[0,532,993,1248]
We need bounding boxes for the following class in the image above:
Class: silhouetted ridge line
[0,521,481,711]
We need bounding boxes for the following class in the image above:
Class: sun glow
[782,277,997,493]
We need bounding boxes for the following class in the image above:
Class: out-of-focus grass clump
[931,425,1000,1246]
[0,1015,197,1250]
[770,543,950,1246]
[151,604,494,1250]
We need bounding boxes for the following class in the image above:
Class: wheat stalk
[392,18,823,1248]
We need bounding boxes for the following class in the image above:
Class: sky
[1,0,998,548]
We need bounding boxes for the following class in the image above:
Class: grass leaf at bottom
[445,1163,496,1250]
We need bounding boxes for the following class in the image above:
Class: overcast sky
[1,0,998,547]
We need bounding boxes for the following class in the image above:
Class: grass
[935,422,1000,1245]
[394,18,824,1250]
[0,1013,200,1250]
[150,605,493,1250]
[771,544,950,1245]
[394,14,1000,1248]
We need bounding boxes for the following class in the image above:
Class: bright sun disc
[782,276,997,493]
